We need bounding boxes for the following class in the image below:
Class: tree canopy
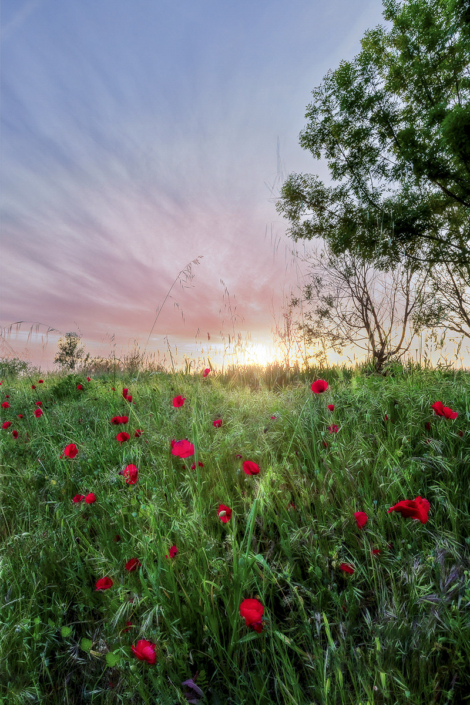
[276,0,470,269]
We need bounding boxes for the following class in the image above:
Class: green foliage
[0,357,38,379]
[276,0,470,269]
[1,366,469,703]
[50,373,85,400]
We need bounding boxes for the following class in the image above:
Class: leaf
[234,631,260,645]
[60,626,72,638]
[106,652,120,667]
[80,638,93,652]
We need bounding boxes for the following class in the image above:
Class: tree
[276,0,470,269]
[291,246,431,372]
[54,332,86,371]
[415,260,470,338]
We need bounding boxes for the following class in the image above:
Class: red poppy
[116,432,130,444]
[84,493,96,504]
[77,384,84,391]
[2,421,11,429]
[2,402,10,408]
[166,545,178,559]
[12,430,18,439]
[311,379,328,394]
[432,401,458,419]
[371,549,381,555]
[110,416,122,425]
[62,443,78,459]
[126,395,133,403]
[287,501,296,510]
[35,401,42,407]
[122,388,129,399]
[31,385,36,390]
[131,640,157,665]
[203,368,211,377]
[170,438,176,449]
[134,429,143,437]
[5,395,9,398]
[354,511,368,529]
[87,377,91,382]
[113,535,121,542]
[323,441,328,448]
[121,620,134,633]
[328,404,335,411]
[458,430,464,437]
[126,558,142,572]
[243,460,260,476]
[95,577,113,591]
[17,414,23,418]
[218,504,232,523]
[235,454,243,459]
[388,496,430,523]
[328,424,339,433]
[38,380,43,383]
[111,387,116,391]
[213,419,222,428]
[340,563,354,574]
[72,494,85,503]
[425,422,431,431]
[191,461,204,469]
[171,439,195,458]
[270,415,277,420]
[240,598,264,633]
[172,395,186,407]
[122,464,138,485]
[34,408,43,417]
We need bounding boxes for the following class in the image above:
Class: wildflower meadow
[0,362,469,704]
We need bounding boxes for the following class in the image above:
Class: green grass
[1,363,469,704]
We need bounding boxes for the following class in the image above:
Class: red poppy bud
[77,384,83,391]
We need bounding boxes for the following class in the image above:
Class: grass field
[1,362,469,704]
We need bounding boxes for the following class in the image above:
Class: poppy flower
[171,439,195,458]
[72,494,85,503]
[166,545,178,559]
[5,395,9,398]
[458,430,464,437]
[172,395,186,408]
[126,395,133,403]
[170,438,176,449]
[240,598,264,633]
[122,388,129,399]
[77,384,84,391]
[218,504,232,523]
[432,401,458,419]
[122,464,138,485]
[111,387,116,391]
[328,424,339,433]
[17,414,23,418]
[113,535,121,542]
[126,558,142,572]
[191,461,204,469]
[121,621,134,633]
[12,430,18,439]
[388,496,430,524]
[134,429,142,437]
[354,511,368,529]
[110,416,122,425]
[84,493,96,504]
[287,502,296,510]
[213,419,222,428]
[270,415,277,420]
[235,454,243,459]
[203,368,211,377]
[323,441,328,448]
[311,379,328,394]
[371,549,381,555]
[38,380,43,384]
[95,577,113,591]
[2,402,10,409]
[31,385,36,390]
[87,377,91,382]
[425,422,431,431]
[34,408,43,417]
[2,421,11,430]
[131,640,157,665]
[340,563,354,574]
[243,460,260,476]
[35,401,42,407]
[62,443,78,459]
[328,404,335,411]
[116,432,130,444]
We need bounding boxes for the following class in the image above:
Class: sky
[1,0,388,370]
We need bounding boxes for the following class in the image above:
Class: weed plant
[0,362,469,704]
